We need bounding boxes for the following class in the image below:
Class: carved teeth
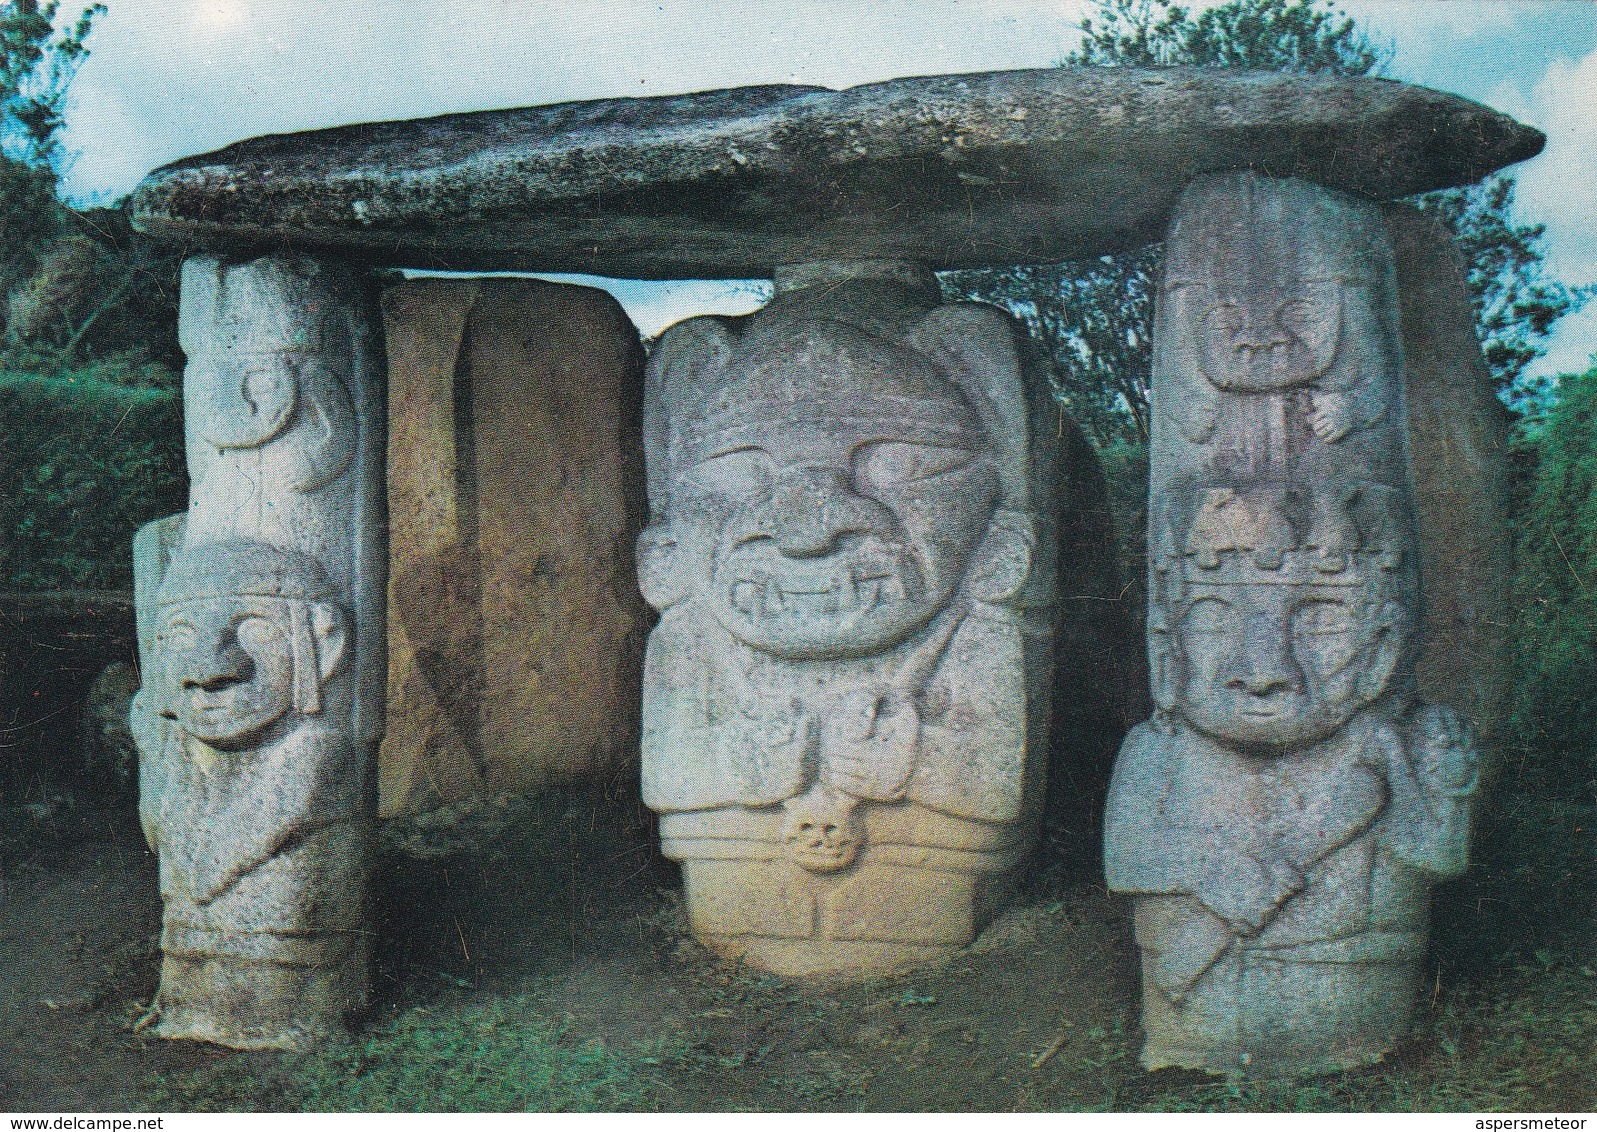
[734,569,893,618]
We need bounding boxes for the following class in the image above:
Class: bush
[1,363,186,590]
[1507,364,1597,791]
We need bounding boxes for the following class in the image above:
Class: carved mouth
[728,568,897,620]
[1232,340,1293,362]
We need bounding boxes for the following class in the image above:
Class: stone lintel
[129,67,1542,279]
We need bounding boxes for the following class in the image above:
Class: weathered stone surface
[131,255,386,1050]
[1385,204,1514,777]
[378,278,651,818]
[639,262,1057,978]
[129,68,1541,278]
[80,660,140,791]
[377,283,479,815]
[1106,174,1478,1077]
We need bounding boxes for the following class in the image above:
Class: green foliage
[1507,364,1597,788]
[1416,176,1592,419]
[0,366,186,590]
[0,152,63,293]
[0,1,181,372]
[7,205,185,369]
[0,0,101,167]
[949,0,1585,439]
[1074,0,1386,73]
[944,251,1157,446]
[146,998,669,1113]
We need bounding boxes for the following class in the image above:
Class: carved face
[153,596,301,748]
[1173,576,1399,749]
[185,349,357,493]
[674,384,999,660]
[1189,280,1342,393]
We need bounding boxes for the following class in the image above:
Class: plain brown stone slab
[377,277,650,818]
[128,67,1541,278]
[1385,203,1515,777]
[378,282,481,815]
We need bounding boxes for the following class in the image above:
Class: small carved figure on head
[1159,173,1399,457]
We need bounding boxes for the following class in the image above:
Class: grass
[146,996,673,1113]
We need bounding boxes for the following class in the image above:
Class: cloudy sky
[51,0,1597,378]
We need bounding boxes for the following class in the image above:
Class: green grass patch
[144,997,674,1112]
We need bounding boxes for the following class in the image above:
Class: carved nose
[771,466,892,558]
[1225,626,1302,697]
[180,640,252,692]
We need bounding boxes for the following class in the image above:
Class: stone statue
[638,265,1055,978]
[1108,172,1479,1076]
[1151,172,1408,520]
[132,255,385,1048]
[134,541,367,1050]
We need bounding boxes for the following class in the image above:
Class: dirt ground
[0,780,1592,1113]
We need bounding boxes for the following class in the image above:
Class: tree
[1509,363,1597,787]
[1417,175,1589,420]
[0,1,181,372]
[944,0,1586,443]
[1,0,102,169]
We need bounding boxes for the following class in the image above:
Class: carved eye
[853,442,973,492]
[1181,597,1234,635]
[687,448,773,496]
[1293,598,1354,636]
[1277,299,1317,336]
[159,618,197,649]
[235,615,285,654]
[241,364,290,414]
[1211,301,1247,336]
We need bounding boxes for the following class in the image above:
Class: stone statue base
[153,949,368,1052]
[661,805,1026,979]
[1133,900,1426,1077]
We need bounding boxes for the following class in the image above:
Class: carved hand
[1408,704,1480,798]
[1306,389,1357,443]
[736,694,815,798]
[821,689,920,802]
[1199,852,1304,935]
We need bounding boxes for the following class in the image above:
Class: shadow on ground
[0,771,1592,1112]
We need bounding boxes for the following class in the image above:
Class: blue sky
[53,0,1597,378]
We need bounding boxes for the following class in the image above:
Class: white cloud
[1502,44,1597,381]
[1512,47,1597,260]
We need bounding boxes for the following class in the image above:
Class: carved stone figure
[133,255,385,1048]
[1151,172,1411,536]
[135,543,367,1049]
[638,264,1055,978]
[1108,173,1479,1076]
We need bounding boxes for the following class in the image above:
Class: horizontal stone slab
[129,67,1542,278]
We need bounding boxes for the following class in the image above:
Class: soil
[0,780,1591,1113]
